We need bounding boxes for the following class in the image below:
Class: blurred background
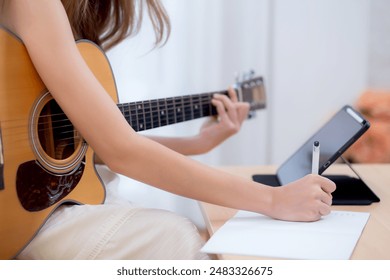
[106,0,390,228]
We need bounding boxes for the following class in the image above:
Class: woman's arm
[148,88,250,155]
[3,0,335,222]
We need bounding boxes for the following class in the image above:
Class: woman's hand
[268,174,336,222]
[148,86,250,155]
[197,87,250,152]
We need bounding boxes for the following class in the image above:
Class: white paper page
[201,210,370,260]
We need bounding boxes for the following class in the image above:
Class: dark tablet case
[252,173,380,205]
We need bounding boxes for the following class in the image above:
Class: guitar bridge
[0,125,4,190]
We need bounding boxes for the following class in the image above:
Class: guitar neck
[117,91,227,132]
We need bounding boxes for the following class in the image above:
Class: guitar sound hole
[38,99,80,160]
[30,91,88,174]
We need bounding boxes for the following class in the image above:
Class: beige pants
[17,166,209,260]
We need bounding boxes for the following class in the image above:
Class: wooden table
[199,164,390,260]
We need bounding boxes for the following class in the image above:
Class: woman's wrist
[248,183,275,216]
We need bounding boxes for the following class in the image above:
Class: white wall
[367,0,390,88]
[268,0,370,164]
[105,0,376,227]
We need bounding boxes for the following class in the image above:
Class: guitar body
[0,28,117,259]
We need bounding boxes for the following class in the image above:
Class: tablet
[276,105,370,185]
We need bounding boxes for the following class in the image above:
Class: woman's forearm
[146,135,215,155]
[112,134,274,215]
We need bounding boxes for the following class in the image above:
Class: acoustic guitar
[0,27,266,259]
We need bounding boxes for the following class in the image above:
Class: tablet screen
[276,106,369,185]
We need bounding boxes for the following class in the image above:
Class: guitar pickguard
[16,159,85,211]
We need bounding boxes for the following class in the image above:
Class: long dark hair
[61,0,170,50]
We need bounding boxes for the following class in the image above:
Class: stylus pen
[311,141,320,174]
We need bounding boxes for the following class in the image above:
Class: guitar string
[1,89,262,156]
[1,88,234,130]
[3,92,215,122]
[2,97,216,129]
[1,94,255,154]
[37,94,215,118]
[1,91,230,151]
[2,100,215,158]
[2,113,211,152]
[2,103,217,149]
[2,108,213,141]
[38,103,214,133]
[1,80,260,126]
[37,100,214,128]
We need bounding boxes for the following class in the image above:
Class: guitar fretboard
[117,91,227,132]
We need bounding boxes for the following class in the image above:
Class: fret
[166,98,175,125]
[192,94,202,119]
[129,103,137,130]
[158,99,167,127]
[143,100,152,130]
[135,102,144,131]
[183,95,193,121]
[190,95,195,120]
[201,93,212,117]
[142,102,146,130]
[150,99,159,129]
[174,96,184,123]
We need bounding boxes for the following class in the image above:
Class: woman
[0,0,335,259]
